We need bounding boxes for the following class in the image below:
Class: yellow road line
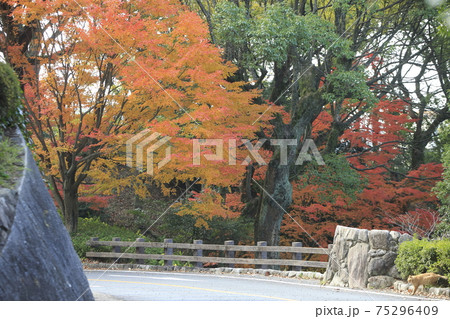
[88,278,296,301]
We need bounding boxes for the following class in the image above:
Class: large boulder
[0,128,93,300]
[348,243,369,288]
[325,225,412,289]
[368,230,390,250]
[367,276,396,289]
[368,251,397,277]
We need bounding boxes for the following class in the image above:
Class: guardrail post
[164,238,173,266]
[135,238,145,264]
[257,241,268,269]
[224,240,235,268]
[193,240,203,268]
[112,237,121,254]
[292,242,302,271]
[90,237,99,246]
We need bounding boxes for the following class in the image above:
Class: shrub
[0,62,23,130]
[72,217,195,266]
[433,125,450,238]
[395,238,450,279]
[71,217,145,259]
[159,214,253,244]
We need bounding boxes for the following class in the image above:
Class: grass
[71,217,195,267]
[71,217,146,260]
[0,136,22,188]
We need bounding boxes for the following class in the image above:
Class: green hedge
[395,238,450,279]
[0,62,23,130]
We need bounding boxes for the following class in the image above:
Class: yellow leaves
[13,0,275,230]
[175,188,241,229]
[194,218,209,229]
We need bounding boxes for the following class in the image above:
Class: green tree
[0,62,22,130]
[434,123,450,237]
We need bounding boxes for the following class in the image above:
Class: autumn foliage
[281,99,442,248]
[1,0,445,243]
[3,0,268,232]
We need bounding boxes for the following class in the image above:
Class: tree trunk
[324,122,341,154]
[410,108,449,170]
[254,159,292,246]
[269,61,291,103]
[62,177,79,234]
[411,137,426,170]
[253,87,326,249]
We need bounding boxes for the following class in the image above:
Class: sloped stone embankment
[0,128,93,300]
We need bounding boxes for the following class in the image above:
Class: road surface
[85,270,435,301]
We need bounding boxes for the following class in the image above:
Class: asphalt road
[85,270,434,301]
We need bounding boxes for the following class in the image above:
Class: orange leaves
[176,188,240,228]
[171,11,209,41]
[311,110,332,140]
[8,0,274,226]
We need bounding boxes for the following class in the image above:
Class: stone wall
[0,128,93,300]
[325,225,412,289]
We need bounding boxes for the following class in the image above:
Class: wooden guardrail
[86,238,332,270]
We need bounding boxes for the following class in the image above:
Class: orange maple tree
[2,0,268,232]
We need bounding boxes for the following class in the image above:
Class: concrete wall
[325,225,412,289]
[0,128,93,300]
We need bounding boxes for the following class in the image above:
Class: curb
[83,262,449,299]
[83,262,325,280]
[393,281,450,298]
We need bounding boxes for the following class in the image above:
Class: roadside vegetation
[395,238,450,279]
[0,62,24,188]
[0,137,22,187]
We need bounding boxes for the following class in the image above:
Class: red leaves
[343,99,413,168]
[281,98,442,245]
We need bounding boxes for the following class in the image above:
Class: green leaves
[396,238,450,279]
[434,124,450,237]
[251,4,299,64]
[0,62,23,130]
[213,1,250,47]
[295,154,366,204]
[334,0,378,10]
[0,137,22,187]
[324,68,377,106]
[71,217,144,259]
[301,13,352,58]
[212,3,354,66]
